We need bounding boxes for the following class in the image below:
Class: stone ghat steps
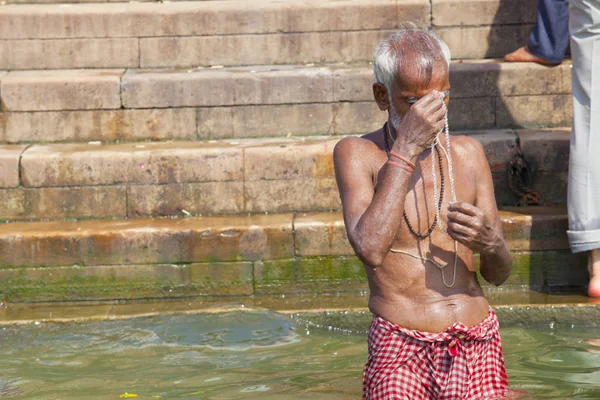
[0,206,587,302]
[0,129,569,221]
[0,0,537,69]
[0,62,572,143]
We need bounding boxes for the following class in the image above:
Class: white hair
[373,23,451,95]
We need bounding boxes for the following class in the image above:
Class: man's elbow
[482,266,512,287]
[352,241,386,268]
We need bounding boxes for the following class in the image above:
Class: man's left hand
[447,202,501,254]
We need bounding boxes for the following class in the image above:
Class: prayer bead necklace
[384,109,459,288]
[384,123,444,239]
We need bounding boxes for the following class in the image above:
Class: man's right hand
[391,90,447,158]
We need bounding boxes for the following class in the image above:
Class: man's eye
[407,90,450,105]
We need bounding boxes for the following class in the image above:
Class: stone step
[0,207,585,302]
[0,62,572,143]
[0,129,568,220]
[0,0,536,69]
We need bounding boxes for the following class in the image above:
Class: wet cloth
[363,310,508,400]
[567,0,600,253]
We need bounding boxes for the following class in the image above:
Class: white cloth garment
[567,0,600,253]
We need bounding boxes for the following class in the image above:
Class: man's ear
[373,83,390,111]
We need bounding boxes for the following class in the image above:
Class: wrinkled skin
[333,61,512,332]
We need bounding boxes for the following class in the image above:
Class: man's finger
[447,221,476,238]
[447,211,477,227]
[447,227,470,245]
[448,201,481,217]
[414,90,444,110]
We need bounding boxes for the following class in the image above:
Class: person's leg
[504,0,570,64]
[567,0,600,296]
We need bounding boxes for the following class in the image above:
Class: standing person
[567,0,600,297]
[504,0,569,65]
[333,25,512,399]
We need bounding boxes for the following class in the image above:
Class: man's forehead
[395,61,449,93]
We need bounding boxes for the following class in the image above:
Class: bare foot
[503,46,560,66]
[588,249,600,298]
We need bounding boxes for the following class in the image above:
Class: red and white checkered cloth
[363,309,508,399]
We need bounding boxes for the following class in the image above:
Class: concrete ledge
[0,63,572,141]
[0,207,581,303]
[0,130,567,219]
[294,207,569,258]
[0,0,424,39]
[0,262,255,302]
[0,214,295,267]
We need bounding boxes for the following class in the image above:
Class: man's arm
[446,138,512,285]
[334,92,447,268]
[334,137,414,267]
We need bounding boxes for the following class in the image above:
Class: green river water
[1,308,599,399]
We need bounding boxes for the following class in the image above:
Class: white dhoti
[567,0,600,253]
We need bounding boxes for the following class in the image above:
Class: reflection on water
[1,309,600,399]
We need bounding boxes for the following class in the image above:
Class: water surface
[1,309,600,399]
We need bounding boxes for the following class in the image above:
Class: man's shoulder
[451,135,485,158]
[334,134,380,159]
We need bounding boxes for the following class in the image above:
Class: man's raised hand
[391,90,446,158]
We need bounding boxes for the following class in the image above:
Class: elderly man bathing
[333,27,512,399]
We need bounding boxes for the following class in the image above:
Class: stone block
[497,62,571,96]
[0,214,294,267]
[127,182,244,217]
[254,257,367,295]
[333,67,375,102]
[449,62,500,98]
[448,97,496,130]
[122,67,333,108]
[244,178,341,213]
[500,207,569,251]
[188,262,254,295]
[21,141,243,187]
[1,70,123,112]
[139,30,395,68]
[0,39,138,70]
[333,102,386,135]
[0,108,197,143]
[518,129,570,171]
[0,145,27,188]
[0,186,127,220]
[196,107,234,139]
[437,25,533,60]
[433,0,537,27]
[235,104,334,138]
[496,95,572,128]
[294,212,353,256]
[244,137,339,181]
[197,103,334,139]
[126,142,243,184]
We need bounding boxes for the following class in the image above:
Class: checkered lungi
[363,309,508,400]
